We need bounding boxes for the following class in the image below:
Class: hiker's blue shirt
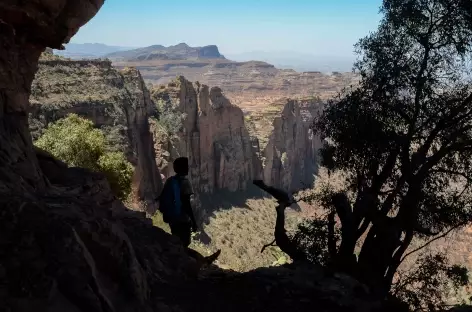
[159,174,194,224]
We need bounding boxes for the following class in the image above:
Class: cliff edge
[0,1,398,311]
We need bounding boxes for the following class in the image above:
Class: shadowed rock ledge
[0,1,193,311]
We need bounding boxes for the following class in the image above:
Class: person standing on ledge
[157,157,220,265]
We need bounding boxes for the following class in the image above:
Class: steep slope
[151,76,263,193]
[106,43,225,61]
[29,53,162,213]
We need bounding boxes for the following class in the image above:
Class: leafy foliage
[97,151,134,200]
[290,217,341,266]
[35,114,106,170]
[310,0,472,297]
[392,253,469,311]
[35,114,134,200]
[154,99,186,136]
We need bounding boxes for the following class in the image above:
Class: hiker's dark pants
[169,221,204,261]
[169,221,192,247]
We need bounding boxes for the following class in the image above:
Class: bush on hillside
[97,151,134,200]
[154,98,186,136]
[35,113,134,200]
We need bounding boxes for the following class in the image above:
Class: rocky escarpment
[0,2,412,312]
[262,98,323,193]
[151,76,262,193]
[106,43,226,61]
[29,53,162,213]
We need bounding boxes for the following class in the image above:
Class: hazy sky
[73,0,383,57]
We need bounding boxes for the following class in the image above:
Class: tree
[35,114,134,200]
[312,0,472,296]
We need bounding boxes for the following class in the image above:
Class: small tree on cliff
[312,0,472,295]
[35,114,134,200]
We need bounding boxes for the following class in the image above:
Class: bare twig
[399,222,467,264]
[261,239,276,253]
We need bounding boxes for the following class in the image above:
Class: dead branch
[253,180,306,262]
[260,239,276,253]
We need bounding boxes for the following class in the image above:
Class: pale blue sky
[73,0,383,57]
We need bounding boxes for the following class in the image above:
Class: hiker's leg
[169,223,180,239]
[170,222,193,247]
[179,222,192,247]
[170,222,188,245]
[170,222,220,265]
[179,225,221,264]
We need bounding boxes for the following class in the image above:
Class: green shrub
[34,113,134,200]
[154,99,185,136]
[97,151,134,200]
[291,217,340,266]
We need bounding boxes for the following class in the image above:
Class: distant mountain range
[105,43,225,61]
[53,43,137,59]
[225,51,356,73]
[54,43,355,72]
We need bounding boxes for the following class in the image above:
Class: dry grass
[195,197,304,272]
[194,166,472,302]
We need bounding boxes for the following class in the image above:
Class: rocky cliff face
[0,1,191,311]
[197,45,224,59]
[0,2,407,312]
[106,43,226,61]
[151,76,262,193]
[262,98,323,193]
[29,54,162,213]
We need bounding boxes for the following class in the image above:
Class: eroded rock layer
[29,54,162,212]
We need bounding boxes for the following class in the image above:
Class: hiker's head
[173,157,189,176]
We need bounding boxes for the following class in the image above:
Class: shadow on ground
[195,183,267,243]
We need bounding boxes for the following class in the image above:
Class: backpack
[158,175,182,223]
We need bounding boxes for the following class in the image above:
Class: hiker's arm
[181,179,198,229]
[183,194,198,229]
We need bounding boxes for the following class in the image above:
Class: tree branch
[399,222,468,264]
[253,180,306,262]
[260,239,276,253]
[327,211,337,259]
[384,229,414,292]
